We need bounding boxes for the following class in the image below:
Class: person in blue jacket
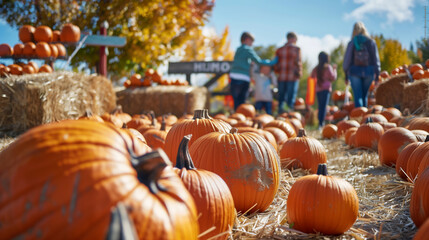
[229,32,265,110]
[343,22,380,108]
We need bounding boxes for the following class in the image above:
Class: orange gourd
[264,119,297,139]
[287,164,359,235]
[236,103,256,118]
[34,26,53,42]
[60,23,81,42]
[354,118,384,150]
[410,167,429,227]
[35,42,52,58]
[322,124,337,139]
[396,142,424,181]
[0,44,13,56]
[378,127,417,167]
[19,25,35,43]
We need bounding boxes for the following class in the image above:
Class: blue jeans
[255,101,273,115]
[349,75,374,107]
[230,79,250,110]
[278,81,299,113]
[317,90,330,127]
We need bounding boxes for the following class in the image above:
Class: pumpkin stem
[130,150,170,194]
[161,115,166,131]
[203,109,212,119]
[112,105,124,115]
[149,112,156,126]
[317,164,328,176]
[175,134,196,170]
[106,202,138,240]
[83,109,93,117]
[193,109,205,119]
[256,121,263,129]
[425,135,429,142]
[297,128,306,137]
[230,127,238,134]
[365,117,373,124]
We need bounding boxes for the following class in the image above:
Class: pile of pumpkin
[124,69,189,88]
[0,23,80,76]
[0,103,361,239]
[321,104,429,238]
[391,61,429,80]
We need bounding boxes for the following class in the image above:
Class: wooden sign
[168,61,232,74]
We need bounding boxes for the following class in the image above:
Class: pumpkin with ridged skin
[236,103,256,118]
[336,120,360,138]
[406,140,429,182]
[410,167,429,227]
[189,128,280,214]
[174,135,236,240]
[322,124,337,139]
[143,118,168,149]
[396,142,424,181]
[263,127,288,147]
[414,218,429,240]
[264,119,296,139]
[164,109,231,165]
[34,26,53,42]
[19,25,35,43]
[287,164,359,235]
[345,127,358,146]
[279,129,327,172]
[0,120,199,240]
[355,119,384,150]
[60,23,81,42]
[378,127,417,167]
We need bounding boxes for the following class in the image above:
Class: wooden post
[99,21,108,77]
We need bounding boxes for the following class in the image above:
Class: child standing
[252,61,277,115]
[310,52,337,128]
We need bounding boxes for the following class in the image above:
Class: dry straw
[401,79,429,114]
[375,74,409,108]
[116,85,209,117]
[0,71,116,134]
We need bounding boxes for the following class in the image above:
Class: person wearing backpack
[343,22,380,108]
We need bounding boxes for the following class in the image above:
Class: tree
[0,0,215,78]
[373,34,410,73]
[253,45,277,60]
[416,38,429,63]
[330,42,347,92]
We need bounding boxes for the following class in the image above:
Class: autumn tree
[0,0,215,77]
[416,38,429,63]
[254,45,277,60]
[373,34,410,73]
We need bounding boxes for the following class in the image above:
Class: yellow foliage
[374,35,411,72]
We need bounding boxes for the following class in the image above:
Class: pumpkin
[8,64,23,75]
[111,106,132,124]
[287,117,304,134]
[157,114,178,126]
[336,120,360,138]
[322,124,337,139]
[141,77,152,87]
[380,70,390,79]
[19,25,35,43]
[333,109,349,121]
[354,118,384,150]
[189,128,280,213]
[164,109,231,164]
[213,113,228,122]
[406,139,429,182]
[409,63,424,74]
[332,90,342,101]
[13,43,24,56]
[254,114,274,126]
[349,107,368,120]
[378,122,397,131]
[101,112,124,128]
[412,130,429,142]
[0,120,199,239]
[35,42,52,58]
[34,25,53,42]
[264,119,296,138]
[233,119,253,128]
[55,43,67,57]
[52,30,61,42]
[263,127,288,147]
[22,65,35,74]
[60,23,81,42]
[368,104,384,114]
[174,135,236,240]
[345,127,358,146]
[130,73,142,86]
[279,129,327,172]
[127,115,153,130]
[342,102,355,113]
[0,44,13,56]
[23,42,36,56]
[0,66,10,77]
[294,97,305,108]
[38,64,53,73]
[287,164,359,235]
[78,110,104,123]
[410,167,429,227]
[396,142,424,181]
[237,123,278,151]
[349,132,357,148]
[413,70,425,80]
[361,113,387,124]
[229,112,246,122]
[49,44,58,58]
[143,118,168,149]
[408,117,429,132]
[236,103,256,118]
[378,127,417,167]
[414,218,429,240]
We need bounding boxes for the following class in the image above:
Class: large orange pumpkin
[34,26,53,42]
[378,127,417,167]
[410,167,429,227]
[279,129,327,172]
[13,43,24,56]
[35,42,52,58]
[23,42,36,56]
[174,135,236,240]
[236,103,256,118]
[396,142,424,181]
[406,140,429,182]
[287,164,359,235]
[60,23,81,42]
[0,120,199,239]
[354,119,384,150]
[19,25,36,43]
[414,218,429,240]
[0,44,13,56]
[164,109,231,164]
[189,128,280,214]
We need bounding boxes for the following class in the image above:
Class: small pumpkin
[378,127,417,167]
[345,127,358,146]
[35,42,52,58]
[381,107,401,121]
[52,30,61,42]
[336,119,360,138]
[23,42,36,56]
[55,43,67,57]
[13,43,24,56]
[264,119,296,139]
[130,73,142,86]
[0,44,13,56]
[78,110,104,123]
[349,107,368,121]
[354,118,384,150]
[49,44,58,58]
[263,127,288,147]
[34,25,53,42]
[60,23,81,42]
[8,64,23,75]
[287,164,359,235]
[19,25,35,43]
[28,61,39,73]
[322,124,337,139]
[22,65,35,74]
[279,129,327,173]
[143,117,168,149]
[174,135,236,240]
[38,64,53,73]
[236,103,256,118]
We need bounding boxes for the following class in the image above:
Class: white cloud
[297,34,349,69]
[0,19,6,25]
[344,0,415,24]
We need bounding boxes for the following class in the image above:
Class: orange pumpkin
[264,119,297,139]
[354,119,384,150]
[38,64,53,73]
[322,124,337,139]
[78,110,104,123]
[189,128,280,214]
[287,164,359,235]
[236,103,256,118]
[332,90,342,101]
[143,119,168,149]
[381,107,401,121]
[254,114,275,126]
[409,63,424,74]
[13,43,24,56]
[406,140,429,182]
[19,25,35,43]
[349,107,368,120]
[34,25,53,42]
[412,130,429,142]
[408,117,429,132]
[336,120,360,138]
[35,42,52,58]
[378,127,417,167]
[396,142,424,181]
[52,30,61,42]
[410,167,429,227]
[174,135,236,240]
[60,23,81,42]
[0,120,199,239]
[361,113,387,124]
[130,73,142,86]
[27,61,39,73]
[345,127,358,146]
[279,129,327,172]
[23,42,36,56]
[0,66,10,77]
[414,218,429,240]
[49,44,58,58]
[413,70,425,80]
[0,44,13,56]
[380,70,389,79]
[8,64,23,75]
[229,112,246,122]
[263,127,288,147]
[55,43,67,57]
[22,65,35,74]
[164,109,231,164]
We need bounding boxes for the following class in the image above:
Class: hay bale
[116,85,209,117]
[0,71,116,133]
[375,74,409,108]
[402,79,429,114]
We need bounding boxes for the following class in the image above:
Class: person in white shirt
[251,61,277,115]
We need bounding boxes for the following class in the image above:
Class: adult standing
[343,22,380,108]
[229,32,264,110]
[273,32,302,114]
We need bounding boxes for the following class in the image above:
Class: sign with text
[168,61,232,74]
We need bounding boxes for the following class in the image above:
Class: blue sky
[0,0,427,70]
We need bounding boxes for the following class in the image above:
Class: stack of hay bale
[0,71,116,133]
[375,74,409,109]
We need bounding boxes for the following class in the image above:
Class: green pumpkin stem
[317,164,328,176]
[175,134,196,170]
[129,149,170,194]
[297,128,306,137]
